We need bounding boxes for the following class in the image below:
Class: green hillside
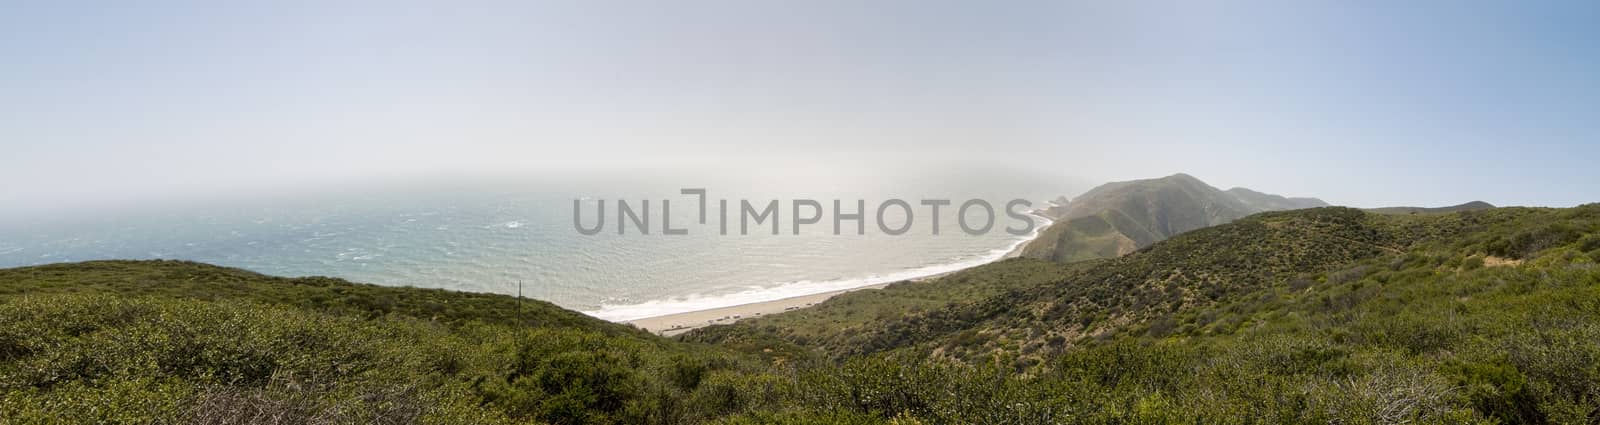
[680,258,1090,362]
[1024,173,1328,263]
[832,206,1543,360]
[1020,211,1146,262]
[682,204,1600,423]
[5,204,1600,423]
[0,261,773,424]
[0,260,635,334]
[1367,201,1497,215]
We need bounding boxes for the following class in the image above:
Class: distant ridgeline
[1022,174,1498,264]
[1365,200,1496,215]
[1021,173,1330,263]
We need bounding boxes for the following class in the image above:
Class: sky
[2,0,1597,213]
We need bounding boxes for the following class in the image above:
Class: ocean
[0,168,1079,322]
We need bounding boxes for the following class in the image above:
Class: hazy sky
[3,0,1597,212]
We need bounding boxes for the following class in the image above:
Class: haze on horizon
[3,1,1597,216]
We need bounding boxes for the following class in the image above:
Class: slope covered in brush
[841,207,1541,359]
[1367,201,1496,215]
[1024,173,1326,263]
[681,204,1600,423]
[0,260,768,424]
[0,260,632,334]
[6,205,1600,423]
[695,206,1597,364]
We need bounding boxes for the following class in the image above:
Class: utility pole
[513,279,524,370]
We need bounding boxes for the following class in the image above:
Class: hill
[1226,187,1330,211]
[1367,201,1497,215]
[0,260,634,334]
[0,260,776,424]
[684,204,1600,423]
[679,257,1090,360]
[1023,173,1327,262]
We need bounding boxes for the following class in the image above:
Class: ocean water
[0,169,1078,321]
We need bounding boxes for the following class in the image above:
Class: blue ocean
[0,168,1078,321]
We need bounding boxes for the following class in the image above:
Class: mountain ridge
[1023,173,1328,263]
[1366,200,1496,215]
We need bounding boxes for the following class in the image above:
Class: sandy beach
[627,217,1048,336]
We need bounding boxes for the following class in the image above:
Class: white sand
[627,230,1041,336]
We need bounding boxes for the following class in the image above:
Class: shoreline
[626,216,1051,336]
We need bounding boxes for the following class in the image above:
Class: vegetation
[680,258,1091,362]
[0,263,769,424]
[690,205,1600,423]
[1225,187,1330,212]
[1024,173,1327,263]
[0,260,634,334]
[4,204,1600,423]
[1366,201,1497,215]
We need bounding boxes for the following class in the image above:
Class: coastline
[626,216,1050,336]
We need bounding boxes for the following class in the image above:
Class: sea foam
[583,215,1053,322]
